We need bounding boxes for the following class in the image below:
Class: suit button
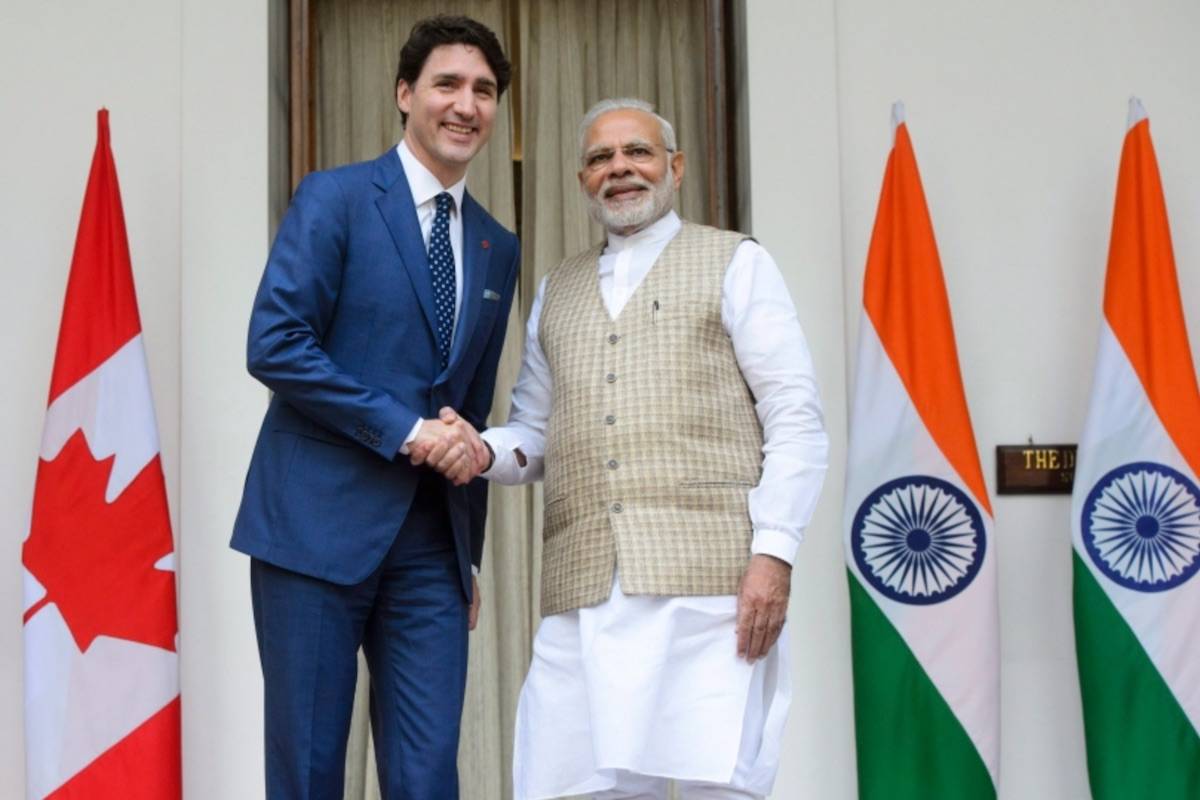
[611,502,623,513]
[608,333,620,345]
[606,373,616,383]
[605,415,616,425]
[607,459,618,470]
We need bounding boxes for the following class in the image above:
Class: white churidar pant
[593,770,762,799]
[512,573,790,800]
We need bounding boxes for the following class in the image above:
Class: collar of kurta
[603,209,682,255]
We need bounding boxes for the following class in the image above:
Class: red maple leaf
[24,430,177,653]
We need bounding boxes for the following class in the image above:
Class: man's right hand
[408,409,490,485]
[736,554,791,663]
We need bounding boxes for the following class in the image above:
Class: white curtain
[314,2,534,798]
[311,2,711,797]
[520,0,711,289]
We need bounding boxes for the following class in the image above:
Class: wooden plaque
[996,444,1077,494]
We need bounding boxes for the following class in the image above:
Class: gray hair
[578,98,677,161]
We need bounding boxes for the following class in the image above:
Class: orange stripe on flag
[1103,118,1200,478]
[45,697,180,800]
[863,123,992,515]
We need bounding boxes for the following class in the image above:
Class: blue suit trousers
[251,477,468,800]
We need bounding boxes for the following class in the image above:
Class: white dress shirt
[396,139,466,322]
[396,139,467,452]
[483,210,829,565]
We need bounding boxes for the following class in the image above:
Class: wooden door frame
[289,0,315,192]
[705,0,735,230]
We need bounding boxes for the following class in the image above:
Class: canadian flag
[22,110,180,799]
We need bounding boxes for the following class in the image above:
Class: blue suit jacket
[231,148,520,597]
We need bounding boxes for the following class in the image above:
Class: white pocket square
[483,289,501,301]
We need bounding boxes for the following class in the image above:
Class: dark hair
[395,15,512,125]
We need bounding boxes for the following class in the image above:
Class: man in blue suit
[231,15,519,799]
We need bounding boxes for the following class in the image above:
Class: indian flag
[1072,98,1200,799]
[844,103,999,799]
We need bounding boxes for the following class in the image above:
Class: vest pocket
[542,494,570,541]
[679,479,755,488]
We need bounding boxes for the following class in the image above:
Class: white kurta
[482,212,828,798]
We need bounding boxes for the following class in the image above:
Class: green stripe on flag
[1074,554,1200,799]
[848,572,994,800]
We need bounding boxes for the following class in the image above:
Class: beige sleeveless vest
[537,222,764,616]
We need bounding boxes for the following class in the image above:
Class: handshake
[408,407,491,486]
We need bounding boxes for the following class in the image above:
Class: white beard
[586,166,676,235]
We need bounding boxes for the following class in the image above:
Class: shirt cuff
[397,417,424,456]
[751,528,800,566]
[479,428,524,482]
[472,564,480,577]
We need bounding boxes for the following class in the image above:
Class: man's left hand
[736,554,791,662]
[468,575,482,631]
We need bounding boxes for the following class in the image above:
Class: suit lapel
[373,151,440,341]
[444,192,492,378]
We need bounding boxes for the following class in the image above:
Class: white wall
[178,1,271,797]
[743,2,858,798]
[1,3,182,796]
[748,1,1200,798]
[0,1,268,797]
[6,1,1200,798]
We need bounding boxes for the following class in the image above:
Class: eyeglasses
[582,143,673,172]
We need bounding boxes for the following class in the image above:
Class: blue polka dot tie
[428,192,456,370]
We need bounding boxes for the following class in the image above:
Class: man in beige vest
[470,98,828,799]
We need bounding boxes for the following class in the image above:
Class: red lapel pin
[481,240,490,249]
